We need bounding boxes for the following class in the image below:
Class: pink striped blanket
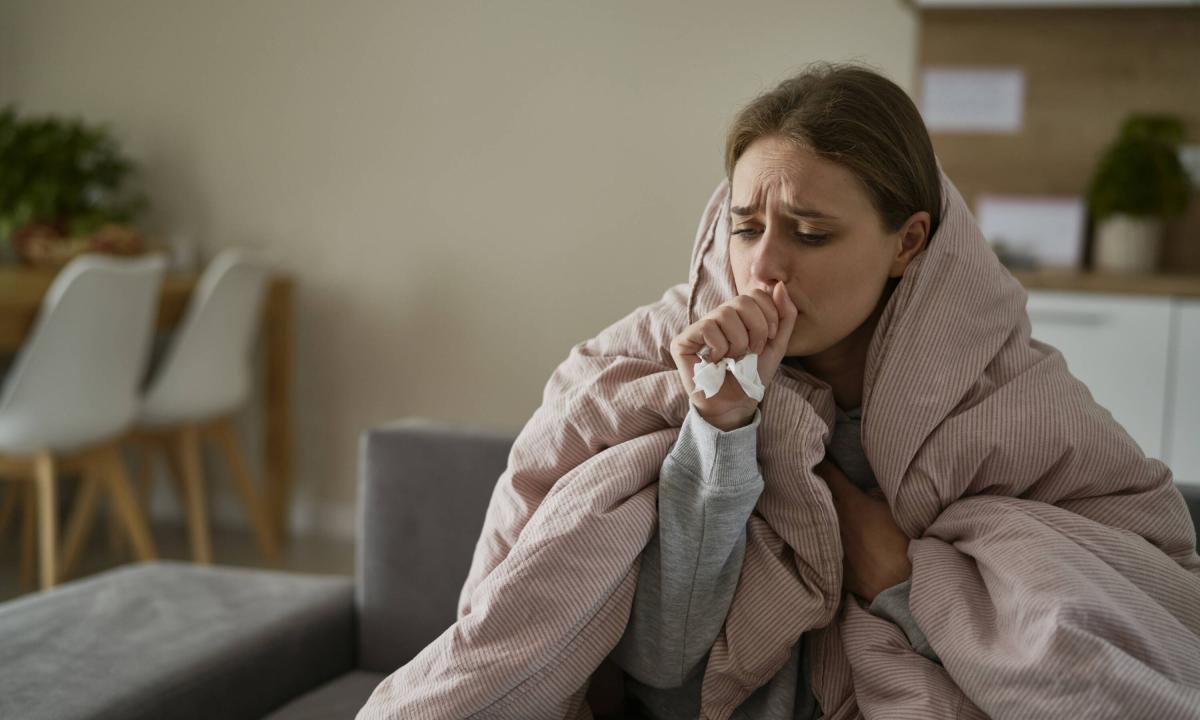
[358,168,1200,719]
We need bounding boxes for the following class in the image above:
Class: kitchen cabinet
[1025,290,1173,462]
[1166,300,1200,487]
[914,1,1196,7]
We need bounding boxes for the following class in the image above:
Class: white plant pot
[1093,214,1163,274]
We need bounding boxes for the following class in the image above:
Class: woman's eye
[732,228,828,245]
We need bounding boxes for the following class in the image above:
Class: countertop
[1010,269,1200,298]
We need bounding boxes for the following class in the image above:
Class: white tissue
[692,352,765,402]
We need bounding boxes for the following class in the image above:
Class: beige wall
[0,0,917,536]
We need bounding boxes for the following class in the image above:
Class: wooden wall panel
[918,7,1200,271]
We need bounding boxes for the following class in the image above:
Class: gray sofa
[0,418,513,720]
[4,417,1200,719]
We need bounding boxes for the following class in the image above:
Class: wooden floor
[0,521,354,602]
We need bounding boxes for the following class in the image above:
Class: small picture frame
[976,194,1087,270]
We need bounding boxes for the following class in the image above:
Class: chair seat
[0,410,134,454]
[136,398,240,429]
[263,671,386,719]
[0,561,354,720]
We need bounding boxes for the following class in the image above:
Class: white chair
[123,248,279,565]
[0,253,167,590]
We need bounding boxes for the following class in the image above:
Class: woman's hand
[816,460,912,603]
[669,282,797,431]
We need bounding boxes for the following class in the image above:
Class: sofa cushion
[0,561,354,720]
[263,670,385,719]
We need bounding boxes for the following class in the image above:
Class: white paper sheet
[976,194,1087,269]
[920,66,1025,133]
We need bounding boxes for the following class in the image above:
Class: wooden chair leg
[209,419,279,561]
[109,443,155,555]
[148,436,187,512]
[61,464,103,580]
[106,471,125,554]
[0,482,17,537]
[33,451,58,590]
[19,484,36,592]
[102,444,157,562]
[174,426,212,564]
[136,443,155,508]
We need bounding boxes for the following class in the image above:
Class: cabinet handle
[1027,309,1111,327]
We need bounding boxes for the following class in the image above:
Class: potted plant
[1086,114,1192,274]
[0,106,149,267]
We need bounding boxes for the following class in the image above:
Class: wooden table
[0,266,294,543]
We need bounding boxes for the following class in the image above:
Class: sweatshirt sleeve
[609,403,764,689]
[868,578,942,664]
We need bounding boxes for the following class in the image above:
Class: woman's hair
[725,63,941,238]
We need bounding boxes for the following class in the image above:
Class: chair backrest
[355,418,514,672]
[0,253,168,453]
[139,247,273,425]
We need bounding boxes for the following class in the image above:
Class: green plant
[0,105,147,246]
[1086,114,1192,222]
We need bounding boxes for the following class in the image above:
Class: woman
[611,63,943,719]
[359,64,1200,720]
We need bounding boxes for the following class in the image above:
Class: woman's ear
[888,211,931,278]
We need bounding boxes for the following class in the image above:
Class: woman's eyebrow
[783,204,837,220]
[730,203,837,220]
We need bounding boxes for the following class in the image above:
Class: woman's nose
[748,226,790,285]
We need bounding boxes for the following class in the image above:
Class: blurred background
[0,0,1197,598]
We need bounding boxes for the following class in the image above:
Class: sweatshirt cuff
[869,578,940,663]
[666,404,762,491]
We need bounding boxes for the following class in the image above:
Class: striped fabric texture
[357,169,1200,720]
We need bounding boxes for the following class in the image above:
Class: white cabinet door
[1166,300,1200,488]
[914,0,1194,6]
[1025,290,1172,460]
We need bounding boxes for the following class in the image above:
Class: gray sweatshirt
[609,403,938,719]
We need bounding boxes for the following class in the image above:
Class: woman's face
[728,135,928,359]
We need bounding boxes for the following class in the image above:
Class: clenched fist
[669,282,798,431]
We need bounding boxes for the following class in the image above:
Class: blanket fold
[358,165,1200,720]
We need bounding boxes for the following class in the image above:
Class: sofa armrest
[356,417,514,673]
[0,562,354,720]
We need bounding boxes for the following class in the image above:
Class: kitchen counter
[1010,269,1200,298]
